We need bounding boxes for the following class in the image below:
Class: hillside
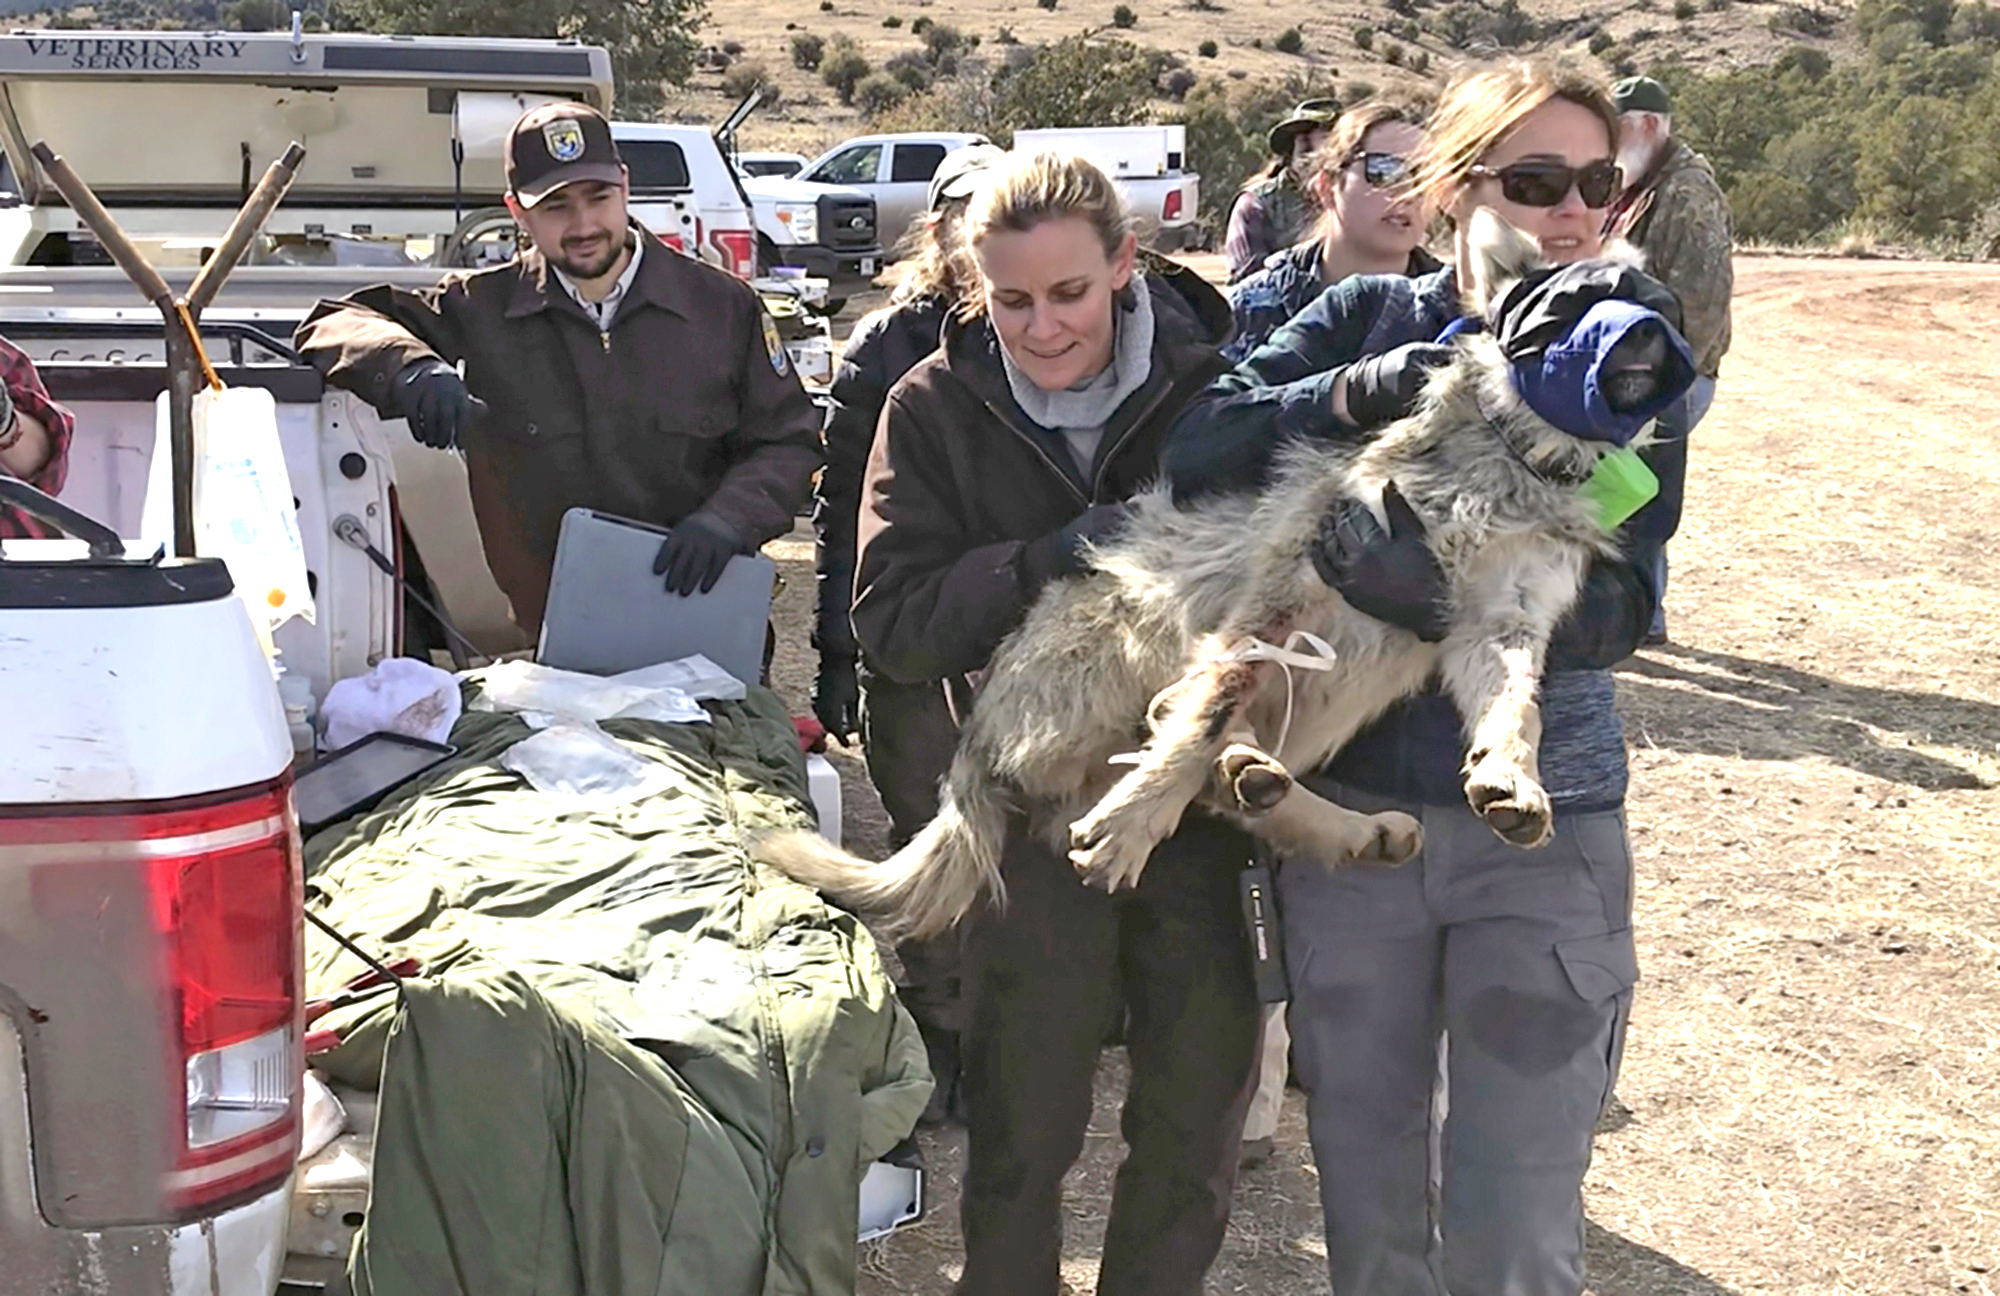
[673,0,1861,158]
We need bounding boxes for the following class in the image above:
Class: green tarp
[301,683,932,1296]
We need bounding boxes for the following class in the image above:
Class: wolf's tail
[753,758,1011,939]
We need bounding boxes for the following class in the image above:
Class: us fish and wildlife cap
[506,103,625,207]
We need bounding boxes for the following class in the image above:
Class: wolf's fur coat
[758,213,1663,939]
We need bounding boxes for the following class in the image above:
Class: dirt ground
[760,255,2000,1295]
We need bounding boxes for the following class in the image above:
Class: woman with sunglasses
[1166,58,1682,1296]
[1224,96,1441,365]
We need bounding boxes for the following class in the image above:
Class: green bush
[922,21,966,58]
[821,38,872,102]
[1275,25,1304,53]
[1113,3,1138,26]
[1198,37,1218,55]
[1411,48,1431,73]
[1589,28,1615,53]
[911,14,932,33]
[884,49,933,89]
[790,32,825,69]
[720,60,773,99]
[1674,0,1698,17]
[997,24,1019,43]
[882,15,902,28]
[721,39,744,54]
[819,0,833,9]
[1354,22,1375,47]
[992,34,1159,128]
[1037,0,1059,9]
[854,71,911,116]
[1384,39,1405,63]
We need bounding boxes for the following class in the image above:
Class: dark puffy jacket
[813,294,951,660]
[1164,265,1688,813]
[853,259,1233,690]
[1224,240,1444,363]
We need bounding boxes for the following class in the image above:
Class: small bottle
[277,668,318,762]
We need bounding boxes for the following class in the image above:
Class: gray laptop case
[536,508,775,685]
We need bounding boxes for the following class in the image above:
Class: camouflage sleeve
[1644,171,1734,371]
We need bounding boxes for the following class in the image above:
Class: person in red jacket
[0,336,76,538]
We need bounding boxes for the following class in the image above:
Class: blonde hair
[886,205,973,307]
[1409,58,1620,211]
[960,150,1133,315]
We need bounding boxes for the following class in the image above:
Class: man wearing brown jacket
[296,103,820,636]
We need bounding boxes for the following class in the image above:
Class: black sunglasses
[1348,151,1413,189]
[1468,158,1622,209]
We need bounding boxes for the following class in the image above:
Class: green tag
[1577,448,1659,530]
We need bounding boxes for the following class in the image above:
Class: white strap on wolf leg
[1109,631,1339,769]
[1217,631,1339,758]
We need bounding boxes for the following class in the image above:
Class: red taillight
[7,782,306,1212]
[659,231,687,254]
[1162,188,1184,221]
[156,783,302,1209]
[712,227,756,280]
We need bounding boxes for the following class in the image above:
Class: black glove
[812,653,862,743]
[1027,502,1135,583]
[1339,343,1456,431]
[393,358,488,450]
[652,511,745,596]
[1311,483,1449,641]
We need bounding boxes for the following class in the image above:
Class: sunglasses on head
[1468,158,1622,208]
[1348,151,1412,189]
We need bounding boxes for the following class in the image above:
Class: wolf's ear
[1463,208,1546,317]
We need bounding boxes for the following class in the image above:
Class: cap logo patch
[543,119,586,163]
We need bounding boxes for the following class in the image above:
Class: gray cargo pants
[1280,778,1637,1296]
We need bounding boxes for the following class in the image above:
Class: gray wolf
[759,211,1687,938]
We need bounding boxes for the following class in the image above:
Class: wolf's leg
[1213,730,1292,816]
[1235,782,1423,865]
[1069,654,1270,892]
[1439,630,1554,848]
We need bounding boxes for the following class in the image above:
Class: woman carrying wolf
[1168,59,1685,1296]
[850,150,1258,1296]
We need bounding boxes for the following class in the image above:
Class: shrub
[821,39,872,102]
[885,49,933,89]
[1164,66,1197,97]
[911,14,932,33]
[1354,22,1375,47]
[1275,25,1305,53]
[882,15,902,27]
[1252,36,1263,47]
[1384,39,1405,63]
[721,60,772,99]
[1198,37,1218,55]
[922,21,966,58]
[997,24,1018,43]
[1113,3,1138,26]
[1396,18,1421,39]
[790,32,825,69]
[1674,0,1697,17]
[820,1,833,10]
[1589,28,1615,53]
[1410,48,1431,73]
[992,33,1159,127]
[1228,67,1248,78]
[1341,78,1379,104]
[854,71,911,116]
[1037,0,1059,9]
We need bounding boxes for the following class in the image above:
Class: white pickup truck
[749,126,1202,257]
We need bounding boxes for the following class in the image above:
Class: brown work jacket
[296,228,820,632]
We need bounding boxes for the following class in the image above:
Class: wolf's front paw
[1463,753,1553,848]
[1068,793,1180,892]
[1351,810,1423,863]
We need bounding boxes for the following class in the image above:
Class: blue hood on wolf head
[1510,297,1696,446]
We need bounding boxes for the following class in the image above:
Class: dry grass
[665,0,1859,160]
[761,255,2000,1295]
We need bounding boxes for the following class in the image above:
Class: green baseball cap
[1267,99,1342,156]
[1612,76,1673,116]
